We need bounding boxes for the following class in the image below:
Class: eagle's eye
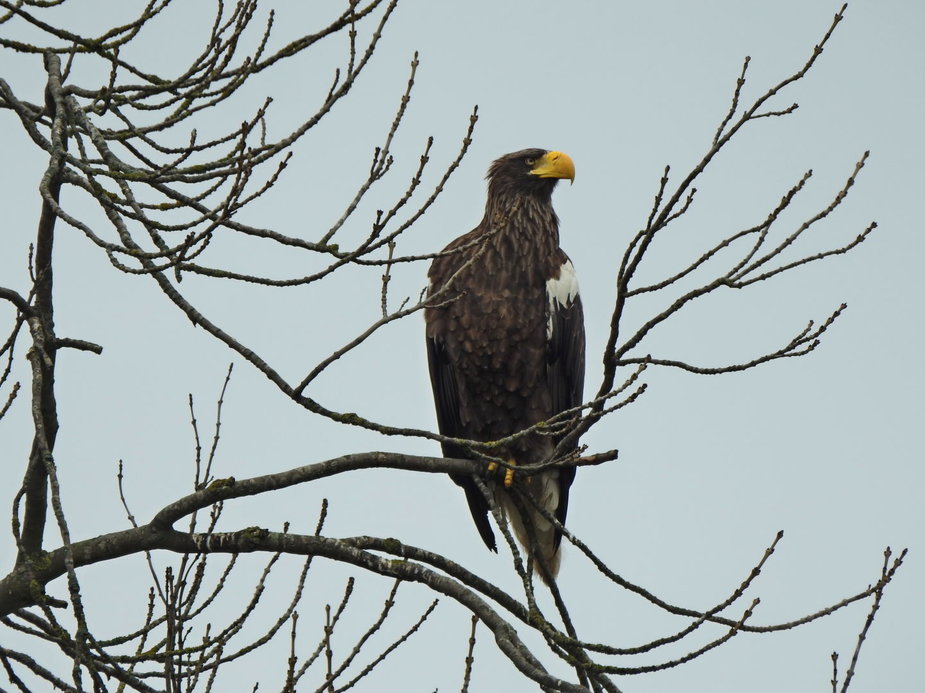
[524,157,536,166]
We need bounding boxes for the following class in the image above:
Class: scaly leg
[503,459,517,488]
[486,459,517,487]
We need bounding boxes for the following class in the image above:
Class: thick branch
[16,51,67,560]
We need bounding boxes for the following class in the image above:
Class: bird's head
[486,149,575,199]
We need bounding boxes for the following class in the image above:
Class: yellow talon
[503,459,517,488]
[486,459,516,486]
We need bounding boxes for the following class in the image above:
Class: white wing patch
[546,260,579,338]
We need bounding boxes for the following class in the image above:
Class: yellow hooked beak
[529,150,575,183]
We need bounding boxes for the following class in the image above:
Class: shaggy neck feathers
[481,185,561,255]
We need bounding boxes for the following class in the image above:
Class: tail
[499,470,563,585]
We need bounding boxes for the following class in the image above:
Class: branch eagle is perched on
[425,149,585,583]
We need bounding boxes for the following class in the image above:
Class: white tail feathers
[498,470,563,585]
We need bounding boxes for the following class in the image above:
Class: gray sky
[1,1,922,691]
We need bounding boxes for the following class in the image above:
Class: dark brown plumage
[425,148,585,581]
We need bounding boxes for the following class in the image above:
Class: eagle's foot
[503,459,517,488]
[485,459,517,487]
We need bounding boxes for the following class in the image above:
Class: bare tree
[0,2,904,691]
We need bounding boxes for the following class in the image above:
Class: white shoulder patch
[546,260,580,338]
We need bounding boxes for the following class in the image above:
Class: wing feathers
[426,334,498,552]
[545,257,585,546]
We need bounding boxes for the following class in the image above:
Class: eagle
[425,148,585,583]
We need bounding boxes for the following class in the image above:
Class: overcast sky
[1,1,923,691]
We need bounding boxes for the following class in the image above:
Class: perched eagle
[425,149,585,582]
